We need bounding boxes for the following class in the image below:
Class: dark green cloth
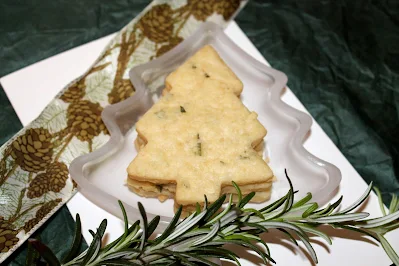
[237,0,399,204]
[1,0,398,265]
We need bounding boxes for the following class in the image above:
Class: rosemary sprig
[30,171,399,265]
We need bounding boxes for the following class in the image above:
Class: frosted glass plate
[70,22,341,232]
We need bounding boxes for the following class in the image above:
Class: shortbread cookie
[127,45,275,209]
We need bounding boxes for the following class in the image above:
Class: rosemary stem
[49,179,399,266]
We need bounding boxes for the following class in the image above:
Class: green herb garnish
[29,171,399,266]
[155,184,163,192]
[196,133,202,156]
[180,106,186,113]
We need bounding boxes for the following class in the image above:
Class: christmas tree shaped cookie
[127,45,274,211]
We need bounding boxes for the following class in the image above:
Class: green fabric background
[1,0,398,265]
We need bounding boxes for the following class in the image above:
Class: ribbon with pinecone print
[0,0,245,262]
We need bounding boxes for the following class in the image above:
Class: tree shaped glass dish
[69,22,341,232]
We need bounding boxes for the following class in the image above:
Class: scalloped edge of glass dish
[70,22,341,231]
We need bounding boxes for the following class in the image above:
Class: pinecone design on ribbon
[60,80,86,103]
[156,37,183,58]
[188,0,215,21]
[108,79,136,104]
[47,162,69,192]
[67,100,107,142]
[11,128,54,173]
[23,218,39,233]
[214,0,240,20]
[22,199,62,233]
[27,173,50,198]
[138,4,174,43]
[27,162,68,198]
[0,159,6,177]
[0,218,18,253]
[36,199,62,220]
[0,218,14,230]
